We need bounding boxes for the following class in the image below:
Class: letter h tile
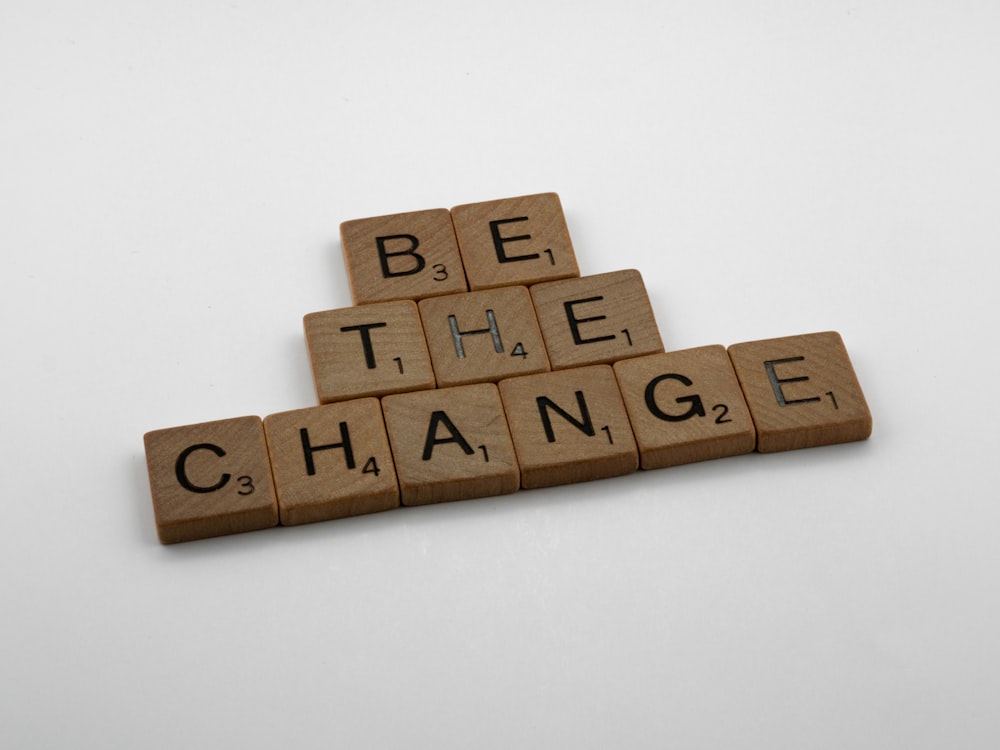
[418,285,550,387]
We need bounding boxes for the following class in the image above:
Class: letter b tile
[341,208,469,304]
[727,331,872,452]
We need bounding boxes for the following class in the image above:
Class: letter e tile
[530,269,664,370]
[450,192,579,290]
[143,416,279,544]
[614,346,756,469]
[727,331,872,452]
[381,383,519,506]
[263,399,399,525]
[499,365,638,489]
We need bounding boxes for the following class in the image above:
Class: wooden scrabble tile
[498,365,638,489]
[727,331,872,453]
[613,346,756,469]
[418,285,550,388]
[381,383,519,506]
[450,192,580,290]
[341,208,469,304]
[529,269,664,370]
[263,399,399,526]
[143,416,279,544]
[304,300,436,404]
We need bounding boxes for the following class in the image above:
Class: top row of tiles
[341,192,579,305]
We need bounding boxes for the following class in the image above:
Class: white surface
[3,2,999,747]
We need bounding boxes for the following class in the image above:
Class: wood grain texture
[263,399,399,525]
[530,269,663,370]
[418,285,550,388]
[450,192,579,290]
[381,383,519,506]
[304,300,436,404]
[498,365,638,489]
[727,331,872,453]
[614,346,756,469]
[341,208,468,304]
[143,416,279,544]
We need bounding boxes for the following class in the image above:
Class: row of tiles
[144,332,872,544]
[306,268,661,405]
[341,192,582,305]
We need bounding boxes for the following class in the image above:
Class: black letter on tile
[175,443,231,493]
[489,217,540,263]
[644,373,706,422]
[340,322,388,369]
[300,422,356,475]
[423,411,475,460]
[377,234,426,277]
[564,297,615,345]
[536,391,595,443]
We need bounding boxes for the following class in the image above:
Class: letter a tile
[341,208,469,304]
[499,365,638,489]
[304,300,436,404]
[143,416,279,544]
[263,399,399,525]
[381,383,519,506]
[450,192,580,290]
[727,331,872,452]
[614,346,756,469]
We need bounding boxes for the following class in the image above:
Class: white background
[3,1,999,747]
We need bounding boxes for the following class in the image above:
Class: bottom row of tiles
[144,332,872,544]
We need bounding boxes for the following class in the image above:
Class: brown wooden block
[727,331,872,453]
[143,416,279,544]
[341,208,469,304]
[418,285,550,388]
[381,383,519,506]
[450,192,580,290]
[530,269,664,370]
[498,365,638,489]
[613,346,756,469]
[263,399,399,526]
[304,300,436,404]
